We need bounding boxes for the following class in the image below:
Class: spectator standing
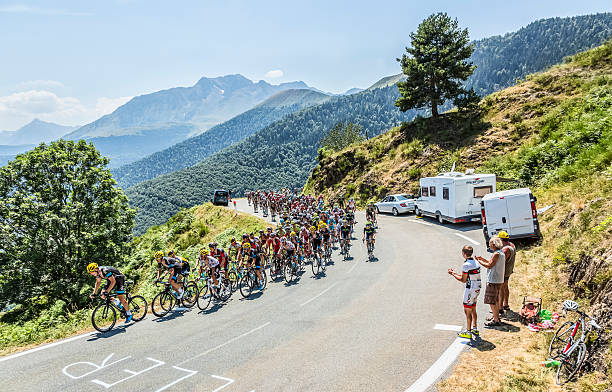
[448,245,481,339]
[497,231,516,313]
[476,237,505,327]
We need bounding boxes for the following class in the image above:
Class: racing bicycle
[91,281,147,333]
[151,278,198,317]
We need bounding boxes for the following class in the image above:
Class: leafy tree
[321,122,364,153]
[396,12,475,117]
[0,140,135,310]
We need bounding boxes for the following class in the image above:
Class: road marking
[155,366,198,392]
[347,263,358,274]
[404,338,470,392]
[62,353,131,380]
[0,331,90,363]
[300,282,339,307]
[91,357,165,388]
[177,322,271,365]
[433,324,462,332]
[410,220,433,226]
[454,233,480,245]
[210,375,234,392]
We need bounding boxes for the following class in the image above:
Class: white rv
[481,188,541,242]
[415,172,496,223]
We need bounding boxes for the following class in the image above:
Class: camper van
[481,188,540,243]
[415,172,496,224]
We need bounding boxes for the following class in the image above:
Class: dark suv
[211,189,229,206]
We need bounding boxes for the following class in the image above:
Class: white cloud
[264,70,284,79]
[0,5,92,16]
[16,80,65,91]
[0,90,132,130]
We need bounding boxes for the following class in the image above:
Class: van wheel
[437,214,444,224]
[392,208,398,216]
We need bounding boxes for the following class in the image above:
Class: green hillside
[112,89,329,188]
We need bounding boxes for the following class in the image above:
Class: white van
[481,188,541,243]
[415,172,496,223]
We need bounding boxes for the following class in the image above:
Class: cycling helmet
[242,234,249,239]
[290,232,296,237]
[230,237,236,242]
[281,237,287,243]
[86,262,98,273]
[167,249,176,256]
[563,300,579,312]
[267,227,273,231]
[200,248,209,256]
[497,231,510,239]
[209,242,216,248]
[154,251,164,259]
[309,226,316,232]
[243,243,252,249]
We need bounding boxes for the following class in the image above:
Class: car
[374,194,415,216]
[211,189,229,206]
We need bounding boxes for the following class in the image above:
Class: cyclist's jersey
[363,226,375,237]
[340,225,351,238]
[282,241,296,251]
[320,228,330,238]
[99,266,123,278]
[228,243,241,260]
[199,255,219,268]
[346,212,355,222]
[462,258,481,287]
[166,256,184,269]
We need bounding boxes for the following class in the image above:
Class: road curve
[0,199,488,392]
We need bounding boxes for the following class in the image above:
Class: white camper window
[429,186,436,197]
[421,187,429,197]
[443,187,449,200]
[474,186,493,198]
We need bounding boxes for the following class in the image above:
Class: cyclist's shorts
[312,238,322,248]
[103,274,126,294]
[323,234,330,241]
[181,263,190,276]
[341,231,350,239]
[463,282,481,308]
[253,257,261,267]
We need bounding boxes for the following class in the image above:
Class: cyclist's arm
[104,275,116,293]
[91,276,102,297]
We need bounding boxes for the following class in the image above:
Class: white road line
[404,338,470,392]
[177,322,271,366]
[300,282,339,307]
[433,324,462,332]
[347,263,358,274]
[411,219,433,226]
[0,331,91,363]
[454,233,480,245]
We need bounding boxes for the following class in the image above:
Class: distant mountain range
[0,119,76,145]
[62,74,324,167]
[112,89,330,188]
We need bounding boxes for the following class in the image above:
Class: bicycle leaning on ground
[548,299,601,385]
[91,281,147,333]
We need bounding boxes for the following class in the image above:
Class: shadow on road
[87,324,132,341]
[239,291,264,301]
[154,308,189,322]
[501,309,520,323]
[199,301,227,315]
[469,336,496,351]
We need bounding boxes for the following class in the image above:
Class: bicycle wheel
[197,285,211,310]
[240,274,253,298]
[311,256,320,275]
[128,295,147,322]
[91,303,117,333]
[218,280,233,301]
[321,256,327,272]
[181,282,198,308]
[152,291,174,317]
[284,261,294,283]
[556,342,587,385]
[549,321,576,357]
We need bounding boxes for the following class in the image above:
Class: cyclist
[362,221,376,258]
[166,249,186,298]
[209,242,228,279]
[228,237,241,262]
[366,203,376,225]
[319,222,331,256]
[340,220,351,255]
[281,237,297,270]
[87,263,133,323]
[311,226,323,261]
[240,242,264,289]
[199,248,220,288]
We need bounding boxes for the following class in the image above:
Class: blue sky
[0,0,610,130]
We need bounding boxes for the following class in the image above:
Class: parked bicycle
[91,281,147,333]
[548,300,601,385]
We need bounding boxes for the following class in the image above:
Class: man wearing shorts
[476,237,505,327]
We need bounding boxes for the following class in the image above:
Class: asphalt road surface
[1,199,489,392]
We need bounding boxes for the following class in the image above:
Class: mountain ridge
[0,119,76,145]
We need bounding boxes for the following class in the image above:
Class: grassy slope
[306,41,612,390]
[0,204,269,356]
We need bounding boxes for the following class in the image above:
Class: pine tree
[396,13,476,118]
